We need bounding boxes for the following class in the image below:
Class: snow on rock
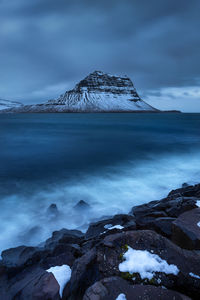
[115,294,127,300]
[119,247,179,280]
[189,272,200,279]
[106,224,124,230]
[196,200,200,207]
[47,264,71,297]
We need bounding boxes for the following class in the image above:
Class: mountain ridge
[1,71,158,113]
[0,98,23,111]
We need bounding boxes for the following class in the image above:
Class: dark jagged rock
[172,208,200,249]
[1,183,200,300]
[1,229,84,276]
[47,203,59,216]
[1,246,38,268]
[73,200,90,210]
[67,230,200,300]
[167,183,200,199]
[0,266,60,300]
[85,214,136,239]
[83,277,191,300]
[44,228,84,250]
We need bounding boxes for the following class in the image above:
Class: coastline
[0,183,200,299]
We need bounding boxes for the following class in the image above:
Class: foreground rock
[172,208,200,249]
[66,230,200,300]
[130,184,200,240]
[85,214,136,239]
[83,277,191,300]
[0,183,200,300]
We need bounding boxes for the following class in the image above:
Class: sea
[0,113,200,252]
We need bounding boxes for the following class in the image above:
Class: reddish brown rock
[83,277,191,300]
[172,208,200,249]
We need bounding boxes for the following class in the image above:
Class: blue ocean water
[0,113,200,251]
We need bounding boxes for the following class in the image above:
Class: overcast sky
[0,0,200,112]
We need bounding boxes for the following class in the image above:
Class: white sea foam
[0,152,199,253]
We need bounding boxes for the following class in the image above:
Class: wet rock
[0,266,60,300]
[130,196,198,219]
[85,214,136,239]
[83,277,191,300]
[14,271,60,300]
[44,228,84,249]
[168,183,200,199]
[73,200,90,210]
[47,203,59,218]
[135,216,175,238]
[150,217,176,237]
[1,246,38,268]
[19,226,43,245]
[172,208,200,249]
[1,229,84,274]
[67,230,200,300]
[182,183,190,188]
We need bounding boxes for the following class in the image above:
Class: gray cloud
[0,0,200,110]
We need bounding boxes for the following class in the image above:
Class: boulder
[1,246,39,268]
[66,230,200,300]
[1,229,84,275]
[172,208,200,249]
[168,183,200,199]
[85,214,136,239]
[135,217,175,238]
[13,271,60,300]
[44,228,84,249]
[73,200,90,210]
[0,266,59,300]
[47,203,59,217]
[130,196,198,219]
[83,277,191,300]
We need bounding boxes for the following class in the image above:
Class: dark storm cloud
[0,0,200,109]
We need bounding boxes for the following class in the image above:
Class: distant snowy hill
[0,99,23,111]
[1,71,158,113]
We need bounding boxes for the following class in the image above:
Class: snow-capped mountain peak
[1,71,158,113]
[46,70,157,112]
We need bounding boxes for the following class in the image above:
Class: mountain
[0,99,23,111]
[1,71,158,113]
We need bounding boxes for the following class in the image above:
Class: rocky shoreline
[1,183,200,300]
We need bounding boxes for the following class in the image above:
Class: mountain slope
[0,99,23,111]
[1,71,158,113]
[47,71,157,112]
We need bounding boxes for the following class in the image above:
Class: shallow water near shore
[0,113,200,252]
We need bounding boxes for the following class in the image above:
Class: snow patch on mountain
[1,71,158,113]
[0,99,23,111]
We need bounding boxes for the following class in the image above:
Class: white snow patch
[104,224,113,229]
[197,222,200,227]
[196,200,200,207]
[104,224,124,230]
[119,247,179,280]
[116,294,127,300]
[189,272,200,279]
[46,265,71,297]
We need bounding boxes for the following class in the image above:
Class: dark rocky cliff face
[72,71,140,98]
